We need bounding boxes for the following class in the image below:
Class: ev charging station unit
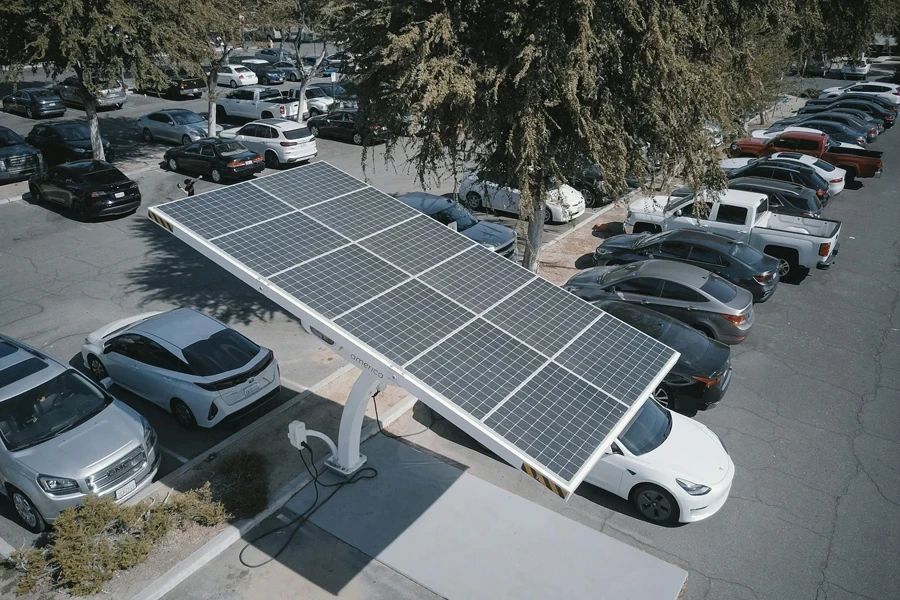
[148,162,678,500]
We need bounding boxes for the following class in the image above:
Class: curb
[127,392,419,600]
[542,189,639,253]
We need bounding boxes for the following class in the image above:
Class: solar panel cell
[251,161,366,209]
[303,187,421,240]
[160,183,294,238]
[358,216,476,276]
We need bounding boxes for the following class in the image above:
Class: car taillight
[280,105,286,115]
[819,242,832,257]
[829,178,842,183]
[801,211,817,218]
[816,189,826,197]
[179,82,185,89]
[721,313,746,325]
[226,159,244,167]
[754,272,775,283]
[856,137,866,144]
[196,380,233,391]
[89,190,108,197]
[280,141,297,146]
[886,115,895,120]
[692,374,723,387]
[239,74,244,79]
[208,401,219,420]
[869,128,876,135]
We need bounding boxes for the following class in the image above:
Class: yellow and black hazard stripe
[522,463,569,500]
[147,211,173,232]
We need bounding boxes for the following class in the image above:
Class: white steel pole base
[324,369,382,477]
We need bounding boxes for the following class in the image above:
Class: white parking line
[0,535,16,559]
[160,447,191,464]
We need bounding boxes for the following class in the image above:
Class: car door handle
[687,306,697,311]
[639,300,648,305]
[738,230,748,234]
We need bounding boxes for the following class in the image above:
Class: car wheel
[265,150,280,169]
[310,108,321,116]
[181,135,192,146]
[168,157,179,172]
[352,132,364,145]
[543,207,553,224]
[230,79,238,89]
[631,483,680,525]
[10,487,46,533]
[210,168,223,183]
[171,398,197,429]
[28,182,43,203]
[844,168,856,184]
[216,105,227,122]
[72,200,88,222]
[143,128,154,142]
[776,258,791,278]
[653,383,673,409]
[462,191,482,210]
[693,325,716,340]
[87,354,108,381]
[289,73,297,82]
[25,106,34,119]
[309,124,320,137]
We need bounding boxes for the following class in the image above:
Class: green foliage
[6,488,227,596]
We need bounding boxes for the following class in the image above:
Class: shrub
[799,87,821,99]
[213,450,269,519]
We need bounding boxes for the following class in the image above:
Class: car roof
[396,192,454,215]
[715,189,767,208]
[255,118,305,129]
[0,334,67,401]
[19,87,56,94]
[130,308,226,349]
[64,160,117,173]
[157,108,196,116]
[769,152,817,165]
[242,59,269,64]
[729,176,808,195]
[661,228,742,250]
[632,259,711,287]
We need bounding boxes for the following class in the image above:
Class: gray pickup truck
[624,189,841,279]
[0,126,45,183]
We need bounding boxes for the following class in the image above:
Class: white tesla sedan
[81,309,280,429]
[457,171,586,224]
[585,399,734,524]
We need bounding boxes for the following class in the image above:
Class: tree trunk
[521,201,545,272]
[293,45,328,122]
[84,96,105,162]
[207,75,218,137]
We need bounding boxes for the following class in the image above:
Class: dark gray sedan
[397,192,518,260]
[592,229,780,302]
[564,260,755,344]
[2,88,66,119]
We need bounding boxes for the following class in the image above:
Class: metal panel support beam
[325,369,384,477]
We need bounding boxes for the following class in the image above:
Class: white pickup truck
[216,86,300,121]
[624,189,841,279]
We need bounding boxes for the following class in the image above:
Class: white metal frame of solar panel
[148,161,679,499]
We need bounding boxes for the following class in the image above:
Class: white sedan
[216,65,258,88]
[819,81,900,104]
[220,118,317,169]
[585,399,734,524]
[720,152,846,196]
[82,309,280,429]
[458,171,586,224]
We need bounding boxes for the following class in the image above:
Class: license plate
[244,383,260,397]
[244,160,254,166]
[115,479,136,500]
[115,191,125,198]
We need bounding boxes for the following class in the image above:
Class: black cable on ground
[238,443,377,569]
[372,390,444,440]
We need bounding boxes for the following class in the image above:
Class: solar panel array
[150,162,677,490]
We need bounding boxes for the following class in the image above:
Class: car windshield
[0,369,112,452]
[283,127,312,140]
[813,159,835,172]
[435,203,479,232]
[82,169,128,186]
[619,400,672,456]
[0,129,26,147]
[215,142,246,156]
[728,241,765,265]
[182,329,261,377]
[599,262,641,283]
[172,111,205,125]
[56,123,90,141]
[234,66,252,74]
[31,90,56,99]
[306,87,326,98]
[700,275,738,302]
[635,231,671,248]
[259,89,283,101]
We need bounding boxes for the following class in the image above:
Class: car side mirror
[103,341,116,354]
[99,377,114,390]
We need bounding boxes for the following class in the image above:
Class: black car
[397,192,518,260]
[592,229,780,302]
[28,160,140,220]
[307,109,385,145]
[24,122,113,166]
[567,163,641,208]
[164,138,264,183]
[2,88,66,119]
[728,177,823,218]
[0,126,45,183]
[793,112,877,142]
[595,300,732,413]
[770,119,868,147]
[726,157,830,201]
[241,61,285,85]
[798,98,895,128]
[144,67,205,99]
[805,93,899,115]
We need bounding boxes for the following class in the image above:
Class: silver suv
[0,334,159,532]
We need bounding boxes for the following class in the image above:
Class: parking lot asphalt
[0,79,603,549]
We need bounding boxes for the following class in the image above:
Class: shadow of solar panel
[358,216,476,276]
[335,280,475,365]
[484,363,627,482]
[212,212,350,277]
[419,244,535,313]
[269,245,408,318]
[156,182,294,238]
[555,313,675,406]
[304,187,422,240]
[405,320,546,419]
[251,161,367,209]
[483,277,601,356]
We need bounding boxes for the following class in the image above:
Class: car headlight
[142,417,158,450]
[0,159,6,172]
[730,142,738,150]
[38,474,81,496]
[676,478,711,496]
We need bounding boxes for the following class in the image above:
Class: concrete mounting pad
[286,435,687,600]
